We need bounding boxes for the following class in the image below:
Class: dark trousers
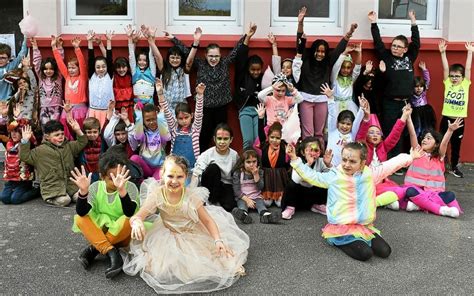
[440,116,465,168]
[336,234,391,261]
[281,180,328,210]
[1,181,40,204]
[199,105,228,153]
[382,99,406,158]
[200,163,236,212]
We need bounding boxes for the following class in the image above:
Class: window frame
[166,0,243,35]
[61,0,135,34]
[269,0,343,36]
[374,0,442,37]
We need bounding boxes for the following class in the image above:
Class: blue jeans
[1,181,39,204]
[239,106,259,150]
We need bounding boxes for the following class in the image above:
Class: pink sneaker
[311,204,327,215]
[281,206,295,220]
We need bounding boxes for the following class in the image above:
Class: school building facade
[4,0,474,160]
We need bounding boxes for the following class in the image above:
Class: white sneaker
[439,206,460,218]
[386,201,399,211]
[406,201,420,212]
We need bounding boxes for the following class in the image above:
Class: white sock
[439,206,460,218]
[406,201,420,212]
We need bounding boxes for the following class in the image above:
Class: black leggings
[200,163,236,212]
[336,234,391,261]
[405,187,455,204]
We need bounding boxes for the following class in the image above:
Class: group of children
[0,7,471,294]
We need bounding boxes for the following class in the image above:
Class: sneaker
[281,206,295,220]
[232,208,253,224]
[439,206,460,218]
[260,211,281,224]
[310,204,327,215]
[449,167,464,178]
[406,201,420,212]
[393,169,404,176]
[386,201,400,211]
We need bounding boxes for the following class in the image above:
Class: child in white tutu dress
[123,155,249,294]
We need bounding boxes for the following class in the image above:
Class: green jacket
[20,135,88,200]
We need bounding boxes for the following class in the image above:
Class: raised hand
[438,40,447,53]
[354,42,362,52]
[162,30,174,40]
[286,143,297,161]
[348,23,358,35]
[368,11,377,23]
[408,10,416,23]
[110,164,131,193]
[410,145,425,160]
[298,6,307,23]
[56,36,64,49]
[448,118,464,132]
[21,125,33,141]
[71,36,81,48]
[106,30,114,41]
[67,116,81,132]
[195,82,206,96]
[147,26,158,40]
[247,22,257,38]
[30,37,38,49]
[155,78,163,94]
[465,42,474,52]
[86,30,95,42]
[256,103,266,119]
[418,61,427,71]
[106,100,116,120]
[131,219,145,241]
[267,32,276,45]
[365,60,374,74]
[62,102,72,114]
[21,56,30,69]
[125,24,135,38]
[320,83,334,99]
[194,27,202,42]
[359,95,370,117]
[379,60,386,73]
[402,102,413,117]
[323,149,333,167]
[69,166,92,196]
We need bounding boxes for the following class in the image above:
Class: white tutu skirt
[123,186,249,294]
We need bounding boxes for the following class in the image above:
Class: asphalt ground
[1,166,473,295]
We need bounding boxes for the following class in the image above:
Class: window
[375,0,442,36]
[167,0,242,34]
[270,0,341,35]
[62,0,135,33]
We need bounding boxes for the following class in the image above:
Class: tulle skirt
[123,205,249,294]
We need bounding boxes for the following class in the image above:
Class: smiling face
[338,118,353,135]
[177,111,193,129]
[43,62,55,78]
[85,128,100,141]
[268,130,282,150]
[421,132,437,153]
[162,161,187,194]
[341,148,365,176]
[115,65,128,77]
[95,60,107,77]
[340,61,353,77]
[67,61,79,77]
[314,45,326,61]
[248,63,262,79]
[168,54,182,68]
[143,111,158,131]
[114,130,128,144]
[281,60,293,77]
[214,129,232,155]
[367,126,383,146]
[137,53,148,70]
[206,48,221,67]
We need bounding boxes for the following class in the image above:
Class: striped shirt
[160,94,203,159]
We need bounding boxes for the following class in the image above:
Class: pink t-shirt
[264,95,295,126]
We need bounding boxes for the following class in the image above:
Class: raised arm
[192,83,205,133]
[407,10,420,61]
[185,27,201,73]
[105,30,114,77]
[125,25,137,75]
[329,23,356,65]
[321,83,337,132]
[465,42,473,81]
[406,107,419,148]
[438,40,449,80]
[52,35,68,78]
[268,33,280,72]
[418,61,430,89]
[369,11,388,60]
[87,30,96,78]
[71,37,88,82]
[143,25,163,73]
[440,118,463,159]
[156,78,177,132]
